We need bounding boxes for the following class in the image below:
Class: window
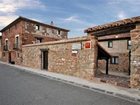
[14,35,20,49]
[108,41,113,48]
[35,38,42,43]
[5,39,8,46]
[127,40,131,50]
[57,30,61,35]
[35,25,40,30]
[15,36,19,44]
[110,56,119,64]
[4,39,9,51]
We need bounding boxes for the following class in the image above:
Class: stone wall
[22,36,98,80]
[22,33,58,45]
[23,21,68,39]
[130,24,140,88]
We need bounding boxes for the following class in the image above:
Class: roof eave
[85,16,140,33]
[0,16,70,32]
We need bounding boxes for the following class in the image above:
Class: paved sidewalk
[0,61,140,104]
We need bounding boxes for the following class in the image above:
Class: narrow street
[0,63,139,105]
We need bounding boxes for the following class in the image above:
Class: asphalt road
[0,63,139,105]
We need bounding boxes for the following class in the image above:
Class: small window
[15,36,19,48]
[4,39,9,51]
[127,40,131,50]
[108,41,113,48]
[15,36,19,44]
[110,56,119,64]
[35,25,40,30]
[35,38,42,43]
[58,30,61,35]
[5,39,8,47]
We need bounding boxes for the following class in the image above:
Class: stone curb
[0,61,140,104]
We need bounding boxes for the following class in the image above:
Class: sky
[0,0,140,38]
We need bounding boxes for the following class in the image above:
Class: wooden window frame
[110,56,119,64]
[108,41,113,48]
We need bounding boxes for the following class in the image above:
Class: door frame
[40,49,49,70]
[8,51,12,63]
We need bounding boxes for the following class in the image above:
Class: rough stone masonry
[130,23,140,88]
[22,36,98,80]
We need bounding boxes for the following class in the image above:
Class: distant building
[0,16,69,64]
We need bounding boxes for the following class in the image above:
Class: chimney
[50,21,54,26]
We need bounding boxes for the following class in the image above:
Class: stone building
[21,16,140,88]
[85,16,140,88]
[1,15,140,88]
[0,16,69,64]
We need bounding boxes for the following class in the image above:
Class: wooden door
[42,51,48,70]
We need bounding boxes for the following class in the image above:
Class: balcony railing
[3,45,8,51]
[13,43,19,50]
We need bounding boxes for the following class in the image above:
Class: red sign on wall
[85,41,91,49]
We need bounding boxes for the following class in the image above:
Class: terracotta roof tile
[85,16,140,33]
